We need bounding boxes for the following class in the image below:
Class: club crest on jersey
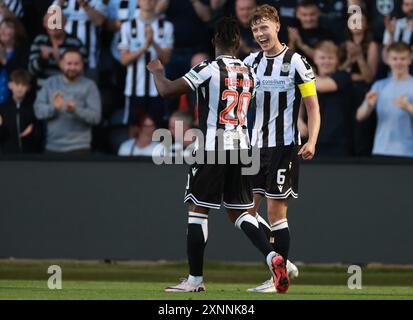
[281,62,290,73]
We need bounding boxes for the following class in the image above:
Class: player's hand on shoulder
[298,142,316,161]
[147,59,164,73]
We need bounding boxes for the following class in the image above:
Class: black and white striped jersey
[56,0,107,69]
[383,17,413,47]
[183,56,256,151]
[4,0,23,17]
[119,16,174,97]
[244,46,316,148]
[114,0,139,22]
[29,33,88,89]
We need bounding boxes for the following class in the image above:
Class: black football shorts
[184,151,254,210]
[252,145,300,199]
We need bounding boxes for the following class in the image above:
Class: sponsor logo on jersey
[277,185,283,192]
[258,78,291,90]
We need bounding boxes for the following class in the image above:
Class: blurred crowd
[0,0,412,158]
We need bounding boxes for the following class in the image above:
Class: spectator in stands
[118,111,162,156]
[105,0,140,63]
[0,69,41,153]
[257,0,299,43]
[364,0,402,43]
[55,0,108,81]
[318,0,348,43]
[0,0,23,20]
[300,41,353,156]
[29,9,87,90]
[235,0,259,60]
[356,42,413,158]
[288,0,333,66]
[172,52,209,130]
[119,0,174,126]
[383,0,413,49]
[20,1,55,42]
[104,0,140,111]
[159,0,211,113]
[0,17,28,104]
[164,110,194,158]
[340,11,379,86]
[34,48,101,154]
[340,10,379,155]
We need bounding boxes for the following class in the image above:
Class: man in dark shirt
[300,41,353,156]
[236,0,260,59]
[318,0,348,43]
[288,0,334,66]
[366,0,403,42]
[258,0,299,43]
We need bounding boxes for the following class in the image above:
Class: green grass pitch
[0,261,412,300]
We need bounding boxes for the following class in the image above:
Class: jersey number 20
[219,90,251,126]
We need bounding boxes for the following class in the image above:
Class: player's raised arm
[147,59,192,98]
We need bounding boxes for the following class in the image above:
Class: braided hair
[214,17,240,53]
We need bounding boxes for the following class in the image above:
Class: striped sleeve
[182,60,212,91]
[28,35,47,75]
[293,53,316,97]
[160,21,174,49]
[118,21,130,50]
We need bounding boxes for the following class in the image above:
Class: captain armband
[298,80,316,98]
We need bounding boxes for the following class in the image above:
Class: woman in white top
[118,112,161,156]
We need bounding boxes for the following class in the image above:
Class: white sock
[188,211,208,242]
[270,218,289,231]
[234,212,259,230]
[188,275,203,285]
[255,212,271,230]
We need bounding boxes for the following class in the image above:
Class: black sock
[271,220,290,262]
[187,212,208,277]
[236,213,273,257]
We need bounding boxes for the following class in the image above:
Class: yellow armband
[298,80,316,98]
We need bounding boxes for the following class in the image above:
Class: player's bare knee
[267,199,288,223]
[227,209,247,224]
[188,202,209,214]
